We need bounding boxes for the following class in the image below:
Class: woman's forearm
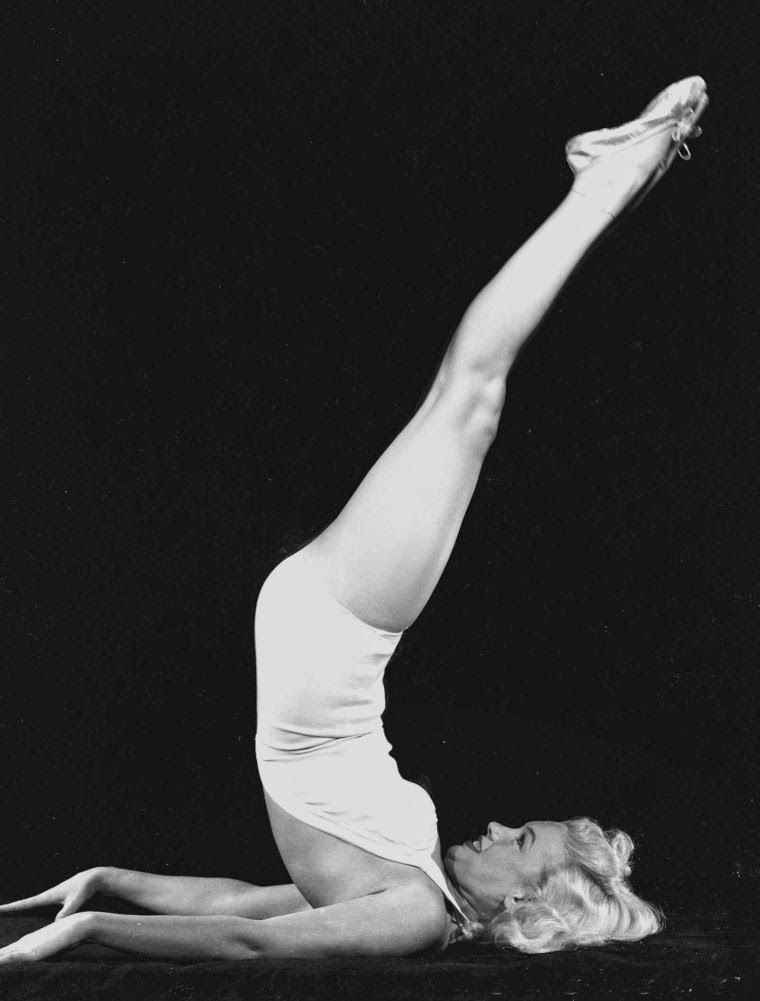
[85,911,254,960]
[98,867,258,916]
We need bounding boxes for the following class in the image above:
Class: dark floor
[0,878,755,1000]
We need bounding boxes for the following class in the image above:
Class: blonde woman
[0,75,708,963]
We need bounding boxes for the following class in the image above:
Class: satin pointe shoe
[565,75,709,221]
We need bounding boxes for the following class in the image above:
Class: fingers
[0,933,31,963]
[0,945,26,963]
[0,914,86,962]
[0,892,55,912]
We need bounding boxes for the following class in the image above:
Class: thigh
[305,382,490,632]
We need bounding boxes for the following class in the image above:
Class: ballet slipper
[565,75,709,221]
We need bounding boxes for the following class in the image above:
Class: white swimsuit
[254,546,466,920]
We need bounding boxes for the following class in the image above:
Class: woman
[0,75,708,962]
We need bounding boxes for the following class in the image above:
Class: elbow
[227,917,266,959]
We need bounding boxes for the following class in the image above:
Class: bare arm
[0,911,250,963]
[100,867,260,915]
[98,867,308,918]
[87,883,445,959]
[0,867,309,920]
[0,883,446,963]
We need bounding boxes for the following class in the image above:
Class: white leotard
[254,546,466,920]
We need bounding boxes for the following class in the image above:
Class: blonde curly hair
[460,817,664,954]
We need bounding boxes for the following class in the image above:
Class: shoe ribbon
[671,106,703,161]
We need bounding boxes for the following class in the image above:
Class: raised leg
[304,88,708,632]
[305,189,613,633]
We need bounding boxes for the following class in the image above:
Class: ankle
[561,187,617,231]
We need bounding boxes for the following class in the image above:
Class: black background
[2,0,758,917]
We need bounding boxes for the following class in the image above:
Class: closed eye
[517,833,526,849]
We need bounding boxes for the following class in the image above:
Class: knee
[438,372,506,448]
[472,376,507,424]
[467,400,503,451]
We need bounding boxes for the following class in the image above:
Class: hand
[0,912,92,963]
[0,868,103,922]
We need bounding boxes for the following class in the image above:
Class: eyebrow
[526,825,536,850]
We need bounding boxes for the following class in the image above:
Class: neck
[444,872,479,925]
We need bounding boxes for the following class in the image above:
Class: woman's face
[444,820,568,919]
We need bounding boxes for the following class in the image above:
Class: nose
[487,821,521,841]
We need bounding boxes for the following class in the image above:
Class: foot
[566,76,708,220]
